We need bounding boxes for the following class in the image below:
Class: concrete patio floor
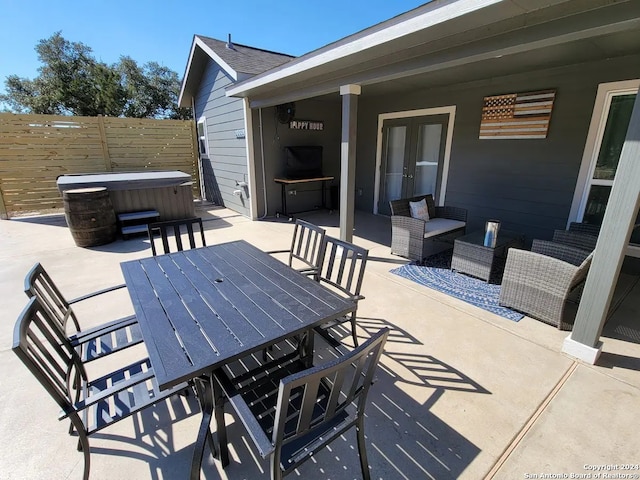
[1,204,639,480]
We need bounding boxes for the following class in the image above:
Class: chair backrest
[148,217,206,256]
[288,219,326,272]
[569,222,601,237]
[272,327,389,473]
[552,230,598,251]
[13,297,85,412]
[389,194,435,218]
[316,236,368,300]
[23,262,81,335]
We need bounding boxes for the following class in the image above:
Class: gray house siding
[194,59,250,217]
[356,54,640,244]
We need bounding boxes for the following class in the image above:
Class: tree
[117,57,191,119]
[0,32,191,119]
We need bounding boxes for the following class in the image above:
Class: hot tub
[56,171,195,221]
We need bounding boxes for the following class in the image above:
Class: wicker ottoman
[451,230,524,282]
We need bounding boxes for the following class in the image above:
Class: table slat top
[121,240,355,390]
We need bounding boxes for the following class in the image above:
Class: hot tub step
[118,210,159,239]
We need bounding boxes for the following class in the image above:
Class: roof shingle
[196,35,295,75]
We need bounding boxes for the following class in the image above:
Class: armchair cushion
[409,198,430,221]
[424,218,466,239]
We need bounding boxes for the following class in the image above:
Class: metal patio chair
[214,327,389,480]
[263,219,327,360]
[147,217,206,256]
[267,219,326,277]
[315,236,369,347]
[24,262,142,364]
[12,297,189,480]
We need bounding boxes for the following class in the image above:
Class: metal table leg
[190,374,217,479]
[299,328,315,368]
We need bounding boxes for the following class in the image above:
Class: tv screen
[284,146,323,179]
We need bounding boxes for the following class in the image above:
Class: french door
[378,115,448,216]
[577,81,639,251]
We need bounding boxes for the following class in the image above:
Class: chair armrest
[391,215,425,237]
[435,206,467,222]
[265,249,290,255]
[67,283,127,304]
[68,315,137,345]
[531,240,591,266]
[214,368,275,458]
[390,214,427,260]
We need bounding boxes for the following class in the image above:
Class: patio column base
[562,334,603,364]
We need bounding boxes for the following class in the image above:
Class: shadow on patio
[201,320,486,480]
[1,206,640,479]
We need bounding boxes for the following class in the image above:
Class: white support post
[563,92,640,364]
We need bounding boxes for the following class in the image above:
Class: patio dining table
[120,240,356,479]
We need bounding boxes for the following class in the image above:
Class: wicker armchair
[389,194,467,261]
[499,240,593,330]
[568,222,601,236]
[551,222,599,251]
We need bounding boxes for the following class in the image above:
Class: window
[571,79,639,255]
[197,118,208,156]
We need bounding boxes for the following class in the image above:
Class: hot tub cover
[56,171,192,192]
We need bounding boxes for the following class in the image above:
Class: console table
[274,176,334,218]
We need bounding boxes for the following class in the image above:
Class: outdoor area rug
[390,249,524,322]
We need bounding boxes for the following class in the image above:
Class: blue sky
[0,0,426,96]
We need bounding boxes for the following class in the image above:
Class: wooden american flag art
[479,90,556,139]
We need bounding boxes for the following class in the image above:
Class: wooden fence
[0,113,199,218]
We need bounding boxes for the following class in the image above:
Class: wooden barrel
[63,187,117,247]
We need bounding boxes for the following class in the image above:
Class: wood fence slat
[97,115,112,172]
[0,113,199,217]
[0,183,7,219]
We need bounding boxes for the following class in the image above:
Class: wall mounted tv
[284,146,323,179]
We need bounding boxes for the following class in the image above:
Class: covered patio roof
[226,0,640,107]
[224,0,640,365]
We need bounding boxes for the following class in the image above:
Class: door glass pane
[383,126,407,203]
[414,124,442,196]
[593,94,636,180]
